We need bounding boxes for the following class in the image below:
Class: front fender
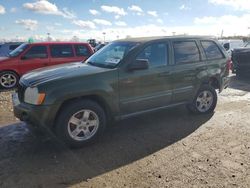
[39,72,119,116]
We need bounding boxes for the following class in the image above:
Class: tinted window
[50,45,73,58]
[136,43,168,67]
[75,45,90,56]
[24,46,47,59]
[9,45,20,51]
[202,41,224,60]
[174,41,200,64]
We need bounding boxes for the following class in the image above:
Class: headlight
[24,87,46,105]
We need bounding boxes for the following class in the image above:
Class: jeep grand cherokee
[13,36,230,147]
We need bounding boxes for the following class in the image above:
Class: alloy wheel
[0,73,17,89]
[196,90,214,113]
[67,109,99,141]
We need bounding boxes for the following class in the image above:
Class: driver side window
[136,43,168,67]
[24,46,48,59]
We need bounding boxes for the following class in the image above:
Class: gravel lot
[0,75,249,188]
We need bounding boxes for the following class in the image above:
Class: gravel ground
[0,75,249,188]
[0,91,17,125]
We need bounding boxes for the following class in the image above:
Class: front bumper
[14,102,59,129]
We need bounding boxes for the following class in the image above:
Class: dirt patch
[0,91,17,125]
[0,75,249,188]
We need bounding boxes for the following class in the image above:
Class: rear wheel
[55,100,106,147]
[0,71,19,89]
[187,85,217,114]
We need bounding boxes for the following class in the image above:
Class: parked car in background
[244,42,250,48]
[0,42,23,57]
[94,42,108,52]
[232,46,250,76]
[219,39,244,56]
[13,36,230,147]
[0,42,93,89]
[87,39,97,48]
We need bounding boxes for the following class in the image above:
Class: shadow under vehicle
[0,107,213,187]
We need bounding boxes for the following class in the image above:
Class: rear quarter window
[201,40,224,60]
[173,41,200,64]
[50,45,74,58]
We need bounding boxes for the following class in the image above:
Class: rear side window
[201,41,224,60]
[173,41,200,64]
[50,45,74,58]
[24,46,48,59]
[74,45,90,57]
[136,43,168,67]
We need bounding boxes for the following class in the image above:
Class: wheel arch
[0,69,20,78]
[202,77,220,90]
[53,94,113,131]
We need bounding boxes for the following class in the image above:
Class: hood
[20,62,109,87]
[0,57,10,62]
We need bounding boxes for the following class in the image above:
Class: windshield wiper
[87,61,98,66]
[87,61,114,69]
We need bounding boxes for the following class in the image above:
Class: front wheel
[0,71,19,89]
[187,85,217,114]
[55,100,106,147]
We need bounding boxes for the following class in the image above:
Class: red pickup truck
[0,42,94,89]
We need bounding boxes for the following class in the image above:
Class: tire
[55,99,106,148]
[0,71,19,89]
[187,85,217,114]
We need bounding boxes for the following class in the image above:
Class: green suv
[13,36,230,147]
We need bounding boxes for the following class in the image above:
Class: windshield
[86,42,139,68]
[9,43,29,57]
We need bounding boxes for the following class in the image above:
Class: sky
[0,0,250,42]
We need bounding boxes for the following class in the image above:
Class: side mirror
[128,59,149,71]
[223,43,230,51]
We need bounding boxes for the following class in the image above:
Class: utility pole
[221,29,224,39]
[102,32,106,43]
[47,33,50,41]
